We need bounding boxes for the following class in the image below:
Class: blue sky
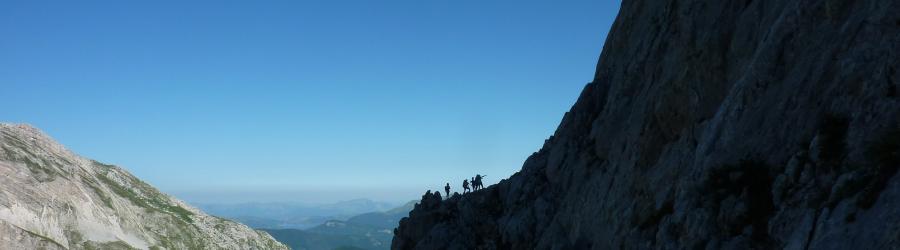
[0,0,621,203]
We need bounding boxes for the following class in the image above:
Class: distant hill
[195,199,397,229]
[264,201,415,250]
[318,199,397,215]
[264,229,379,250]
[346,201,415,229]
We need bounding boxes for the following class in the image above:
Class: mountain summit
[393,0,900,249]
[0,123,288,249]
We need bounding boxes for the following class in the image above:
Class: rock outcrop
[0,124,288,249]
[393,0,900,249]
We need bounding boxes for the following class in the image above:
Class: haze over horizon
[1,0,621,203]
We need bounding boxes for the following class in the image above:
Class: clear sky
[1,0,621,204]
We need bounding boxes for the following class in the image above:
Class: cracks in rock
[701,158,776,244]
[887,67,897,98]
[802,209,821,250]
[856,125,900,208]
[638,200,675,230]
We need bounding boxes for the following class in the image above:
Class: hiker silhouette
[474,174,484,190]
[444,183,450,197]
[462,179,470,193]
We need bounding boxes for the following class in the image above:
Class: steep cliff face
[393,0,900,249]
[0,124,288,250]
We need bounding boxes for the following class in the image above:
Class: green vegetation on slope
[11,224,67,249]
[0,133,59,182]
[95,167,194,223]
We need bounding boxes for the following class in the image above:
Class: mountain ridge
[0,123,288,249]
[264,200,415,250]
[393,0,900,249]
[196,198,399,230]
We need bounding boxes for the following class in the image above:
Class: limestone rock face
[393,0,900,249]
[0,124,288,250]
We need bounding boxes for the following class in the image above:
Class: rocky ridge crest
[393,0,900,249]
[0,123,288,250]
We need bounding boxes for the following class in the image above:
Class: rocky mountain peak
[393,0,900,249]
[0,123,288,249]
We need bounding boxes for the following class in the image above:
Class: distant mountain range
[264,201,416,250]
[195,198,399,229]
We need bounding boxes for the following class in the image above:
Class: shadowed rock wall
[393,0,900,249]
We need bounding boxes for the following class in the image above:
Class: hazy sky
[1,0,621,204]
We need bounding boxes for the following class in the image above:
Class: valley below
[197,200,415,250]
